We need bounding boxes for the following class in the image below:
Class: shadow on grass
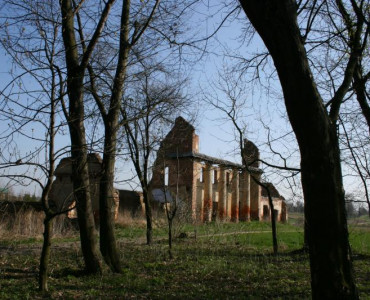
[352,253,370,261]
[1,267,37,279]
[51,267,96,279]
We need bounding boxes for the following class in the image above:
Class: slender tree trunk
[239,0,358,298]
[143,191,153,245]
[39,58,57,292]
[39,216,53,292]
[265,191,278,255]
[168,219,173,259]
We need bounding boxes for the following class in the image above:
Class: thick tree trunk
[72,140,102,274]
[99,130,121,272]
[70,122,102,274]
[239,0,358,298]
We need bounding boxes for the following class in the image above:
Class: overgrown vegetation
[1,212,370,299]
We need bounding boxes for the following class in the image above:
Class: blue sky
[0,2,300,201]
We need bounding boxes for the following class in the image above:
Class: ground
[0,214,370,299]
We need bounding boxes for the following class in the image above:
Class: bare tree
[0,2,71,289]
[205,70,300,255]
[161,151,179,259]
[121,70,190,245]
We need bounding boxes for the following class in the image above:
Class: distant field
[0,215,369,299]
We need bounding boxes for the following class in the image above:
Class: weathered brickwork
[150,117,288,223]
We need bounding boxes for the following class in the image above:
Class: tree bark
[239,0,358,298]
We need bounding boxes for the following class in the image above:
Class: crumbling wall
[260,197,286,222]
[118,190,144,217]
[150,117,199,219]
[50,153,119,221]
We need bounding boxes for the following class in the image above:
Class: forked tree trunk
[239,0,358,298]
[60,0,102,274]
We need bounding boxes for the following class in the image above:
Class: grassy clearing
[0,215,369,299]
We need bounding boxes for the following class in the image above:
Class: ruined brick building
[150,117,288,222]
[50,117,287,223]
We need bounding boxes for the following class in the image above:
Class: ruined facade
[50,118,287,223]
[150,117,287,223]
[50,153,119,221]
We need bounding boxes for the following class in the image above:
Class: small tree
[205,69,300,255]
[162,150,181,259]
[0,3,70,288]
[122,71,190,245]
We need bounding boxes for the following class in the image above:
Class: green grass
[0,218,369,299]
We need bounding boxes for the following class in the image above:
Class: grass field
[0,213,369,299]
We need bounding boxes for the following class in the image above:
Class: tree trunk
[168,219,173,259]
[39,216,53,292]
[99,130,121,272]
[143,191,153,245]
[97,0,131,272]
[239,0,358,298]
[265,190,278,255]
[72,146,102,274]
[70,127,102,274]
